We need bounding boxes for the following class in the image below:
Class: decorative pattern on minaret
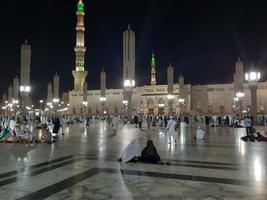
[150,52,156,85]
[75,0,86,71]
[72,0,88,92]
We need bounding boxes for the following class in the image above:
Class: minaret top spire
[77,0,84,13]
[150,51,157,86]
[151,52,156,65]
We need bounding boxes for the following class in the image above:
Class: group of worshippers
[241,115,267,142]
[0,117,36,143]
[120,138,169,165]
[0,115,68,144]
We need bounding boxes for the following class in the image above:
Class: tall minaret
[150,52,156,86]
[72,0,88,92]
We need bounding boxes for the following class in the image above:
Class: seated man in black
[141,140,162,164]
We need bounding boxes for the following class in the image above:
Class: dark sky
[1,0,267,100]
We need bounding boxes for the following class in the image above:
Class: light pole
[123,100,128,122]
[167,63,174,115]
[100,97,106,115]
[100,69,107,115]
[39,100,44,112]
[178,98,185,115]
[245,64,261,121]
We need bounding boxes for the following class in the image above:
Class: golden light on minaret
[72,0,88,92]
[150,52,156,86]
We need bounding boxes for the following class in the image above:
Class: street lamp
[167,94,175,100]
[124,80,135,89]
[245,64,261,120]
[100,97,106,102]
[20,85,31,93]
[53,98,60,103]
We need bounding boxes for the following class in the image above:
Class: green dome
[77,1,84,13]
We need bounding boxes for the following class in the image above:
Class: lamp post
[178,98,185,115]
[123,100,128,122]
[245,64,261,121]
[167,63,174,115]
[20,85,31,114]
[100,97,106,115]
[100,69,107,115]
[39,100,44,111]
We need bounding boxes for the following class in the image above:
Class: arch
[158,98,166,106]
[147,98,155,108]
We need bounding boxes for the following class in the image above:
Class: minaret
[150,52,156,85]
[72,0,88,92]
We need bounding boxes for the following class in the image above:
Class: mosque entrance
[158,108,165,115]
[148,108,154,115]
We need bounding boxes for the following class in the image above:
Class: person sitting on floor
[0,127,10,142]
[119,138,140,163]
[194,126,205,140]
[256,132,267,142]
[141,140,161,164]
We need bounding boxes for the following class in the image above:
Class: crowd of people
[0,115,70,144]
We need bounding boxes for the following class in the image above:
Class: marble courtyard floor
[0,122,267,200]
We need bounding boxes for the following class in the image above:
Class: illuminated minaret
[150,52,156,86]
[72,0,88,92]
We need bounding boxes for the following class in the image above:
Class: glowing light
[100,97,106,102]
[236,92,244,98]
[167,94,175,100]
[20,85,31,93]
[245,71,261,82]
[178,98,185,103]
[124,79,135,88]
[53,99,60,103]
[77,1,84,13]
[123,100,128,105]
[151,53,156,65]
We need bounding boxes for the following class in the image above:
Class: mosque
[69,0,267,116]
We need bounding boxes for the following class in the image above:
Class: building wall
[69,81,267,115]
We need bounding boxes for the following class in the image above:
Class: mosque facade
[69,0,267,116]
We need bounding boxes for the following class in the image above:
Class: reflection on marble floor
[0,122,267,200]
[46,173,267,200]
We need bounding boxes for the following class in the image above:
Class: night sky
[1,0,267,100]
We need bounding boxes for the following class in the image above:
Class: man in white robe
[166,116,177,144]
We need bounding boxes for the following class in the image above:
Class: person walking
[112,114,120,134]
[244,115,252,135]
[146,115,152,130]
[166,116,177,144]
[138,114,143,130]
